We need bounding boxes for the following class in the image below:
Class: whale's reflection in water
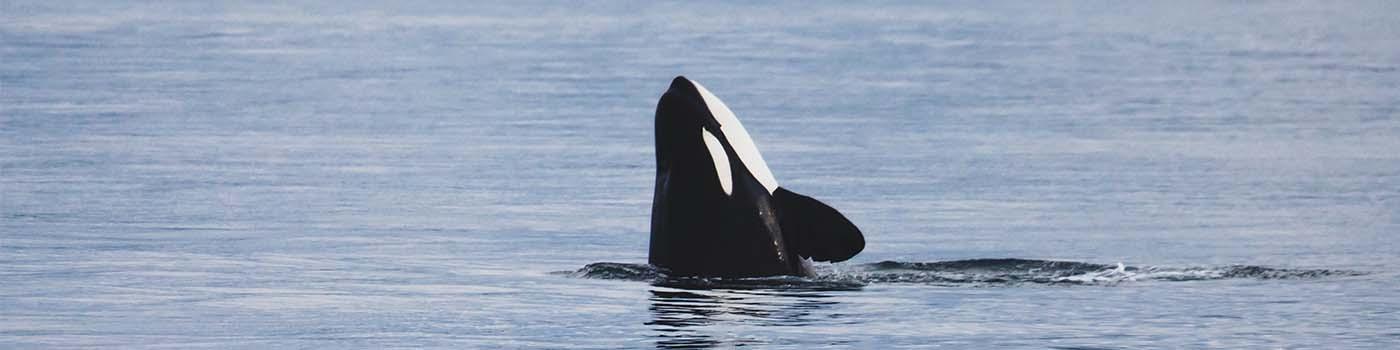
[646,282,860,349]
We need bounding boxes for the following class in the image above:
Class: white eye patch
[701,128,733,195]
[690,80,778,194]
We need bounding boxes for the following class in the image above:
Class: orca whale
[649,76,864,278]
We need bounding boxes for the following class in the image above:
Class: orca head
[654,76,778,197]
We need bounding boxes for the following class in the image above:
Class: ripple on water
[562,259,1365,288]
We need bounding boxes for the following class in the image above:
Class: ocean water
[3,1,1399,348]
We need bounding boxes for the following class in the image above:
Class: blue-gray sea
[3,1,1399,349]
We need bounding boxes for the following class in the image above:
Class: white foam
[689,80,780,194]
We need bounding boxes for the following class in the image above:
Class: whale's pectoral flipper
[773,187,865,262]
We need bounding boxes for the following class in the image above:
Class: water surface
[3,1,1399,348]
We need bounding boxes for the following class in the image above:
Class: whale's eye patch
[701,128,732,195]
[690,80,778,194]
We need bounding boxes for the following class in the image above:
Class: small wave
[562,262,665,281]
[562,259,1363,288]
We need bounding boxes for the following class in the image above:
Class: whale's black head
[649,76,864,278]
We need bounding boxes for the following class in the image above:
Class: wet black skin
[650,76,854,278]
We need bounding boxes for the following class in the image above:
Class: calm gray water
[3,1,1399,349]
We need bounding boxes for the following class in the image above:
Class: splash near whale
[648,76,865,278]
